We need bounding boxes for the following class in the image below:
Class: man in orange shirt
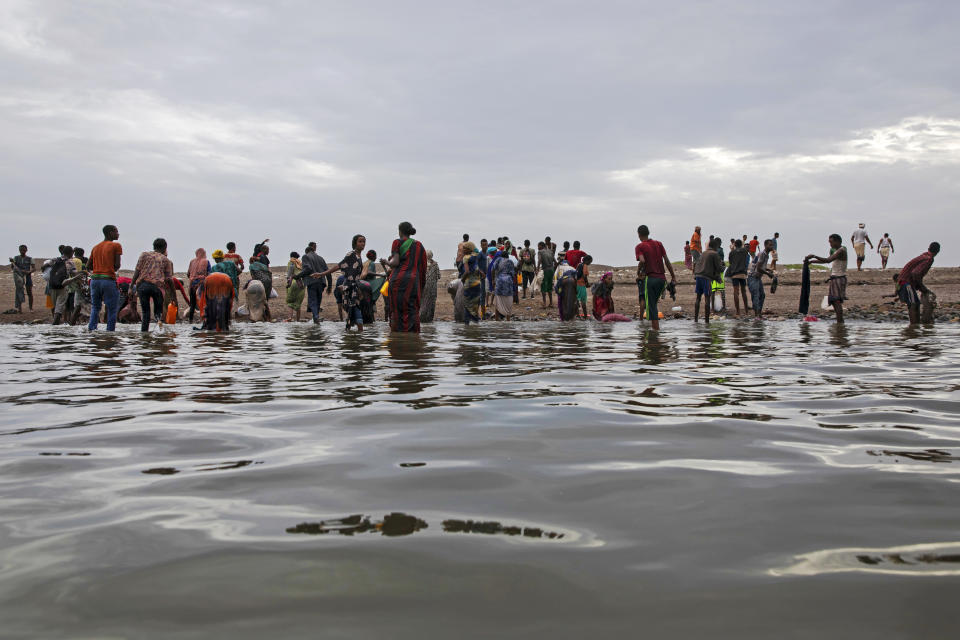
[88,225,123,331]
[690,226,703,264]
[748,235,759,258]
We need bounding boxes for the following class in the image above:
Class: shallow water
[1,320,959,638]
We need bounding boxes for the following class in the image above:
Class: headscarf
[211,249,225,259]
[461,241,476,256]
[188,248,208,281]
[591,271,613,297]
[592,271,615,296]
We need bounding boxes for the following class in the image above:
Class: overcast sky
[2,0,957,268]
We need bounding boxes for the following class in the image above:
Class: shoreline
[2,264,958,326]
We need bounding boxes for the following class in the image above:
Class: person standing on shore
[301,242,333,324]
[224,242,245,273]
[771,232,780,271]
[694,238,723,324]
[49,245,77,325]
[537,240,556,309]
[455,234,470,267]
[683,240,693,272]
[420,250,440,324]
[575,255,592,320]
[748,236,759,260]
[519,240,536,299]
[186,248,210,323]
[566,241,586,270]
[384,221,428,332]
[897,242,940,325]
[690,226,703,265]
[747,239,775,319]
[851,223,873,271]
[492,246,517,320]
[459,243,483,324]
[636,225,676,331]
[131,238,173,332]
[10,245,35,313]
[805,234,848,324]
[88,226,122,331]
[727,239,750,316]
[285,251,305,322]
[478,239,489,318]
[315,234,370,331]
[878,233,894,269]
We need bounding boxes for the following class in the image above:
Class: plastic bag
[237,305,249,316]
[380,281,389,297]
[269,288,278,299]
[820,295,830,310]
[713,295,722,312]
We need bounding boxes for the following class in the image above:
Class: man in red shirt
[748,236,759,258]
[897,242,939,325]
[88,224,122,331]
[565,241,586,269]
[635,225,677,331]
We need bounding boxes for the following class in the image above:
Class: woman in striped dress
[383,221,427,332]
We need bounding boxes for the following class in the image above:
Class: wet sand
[2,264,959,325]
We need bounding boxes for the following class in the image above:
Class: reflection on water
[287,513,429,537]
[1,321,960,637]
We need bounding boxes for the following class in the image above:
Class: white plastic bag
[236,305,250,317]
[820,295,830,310]
[269,287,278,299]
[713,296,722,312]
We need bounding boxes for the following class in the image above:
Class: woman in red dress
[382,221,427,332]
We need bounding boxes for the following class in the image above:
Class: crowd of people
[7,221,940,333]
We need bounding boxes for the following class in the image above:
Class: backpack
[49,258,68,289]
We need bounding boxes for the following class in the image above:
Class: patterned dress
[419,260,440,323]
[338,251,364,328]
[388,238,427,332]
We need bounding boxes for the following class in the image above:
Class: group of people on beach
[678,223,936,326]
[8,220,940,332]
[10,222,437,334]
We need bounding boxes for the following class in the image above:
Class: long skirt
[201,273,234,331]
[286,280,305,309]
[388,272,421,333]
[448,280,465,323]
[420,280,438,323]
[245,280,267,322]
[593,294,613,320]
[494,294,513,318]
[557,277,578,321]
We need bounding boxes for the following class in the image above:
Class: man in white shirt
[850,223,873,271]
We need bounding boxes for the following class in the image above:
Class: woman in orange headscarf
[200,267,235,331]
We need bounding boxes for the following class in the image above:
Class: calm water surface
[1,321,959,638]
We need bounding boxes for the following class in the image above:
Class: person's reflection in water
[385,333,434,397]
[828,324,850,349]
[688,323,726,361]
[286,513,428,536]
[898,325,941,362]
[798,322,813,346]
[190,332,247,403]
[637,328,677,366]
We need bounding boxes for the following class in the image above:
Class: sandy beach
[2,263,959,325]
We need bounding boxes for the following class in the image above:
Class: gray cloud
[1,0,958,268]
